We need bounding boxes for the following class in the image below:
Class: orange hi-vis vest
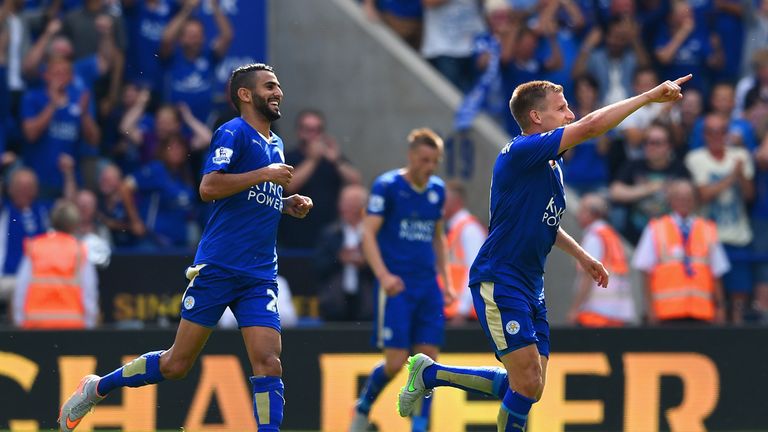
[22,232,87,329]
[443,213,487,320]
[577,222,631,327]
[648,215,717,322]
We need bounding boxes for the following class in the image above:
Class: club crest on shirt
[368,194,385,213]
[428,190,439,204]
[184,296,195,310]
[212,147,233,165]
[505,320,520,335]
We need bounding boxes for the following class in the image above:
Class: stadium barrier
[0,326,765,431]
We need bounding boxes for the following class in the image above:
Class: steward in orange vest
[570,194,636,327]
[633,180,727,324]
[646,214,720,322]
[13,201,97,329]
[444,211,487,319]
[441,180,487,321]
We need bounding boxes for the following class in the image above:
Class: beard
[254,96,281,122]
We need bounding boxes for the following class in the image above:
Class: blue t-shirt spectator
[654,27,712,92]
[124,0,179,91]
[0,202,48,276]
[130,160,195,248]
[21,84,89,196]
[164,46,220,124]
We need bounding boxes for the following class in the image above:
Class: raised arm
[655,19,694,64]
[119,88,151,145]
[159,0,198,58]
[178,103,213,150]
[78,92,101,146]
[210,0,233,58]
[559,74,692,153]
[21,19,62,80]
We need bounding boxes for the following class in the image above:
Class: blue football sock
[250,376,284,431]
[499,388,535,431]
[422,363,508,399]
[411,393,432,432]
[355,363,391,415]
[96,350,165,396]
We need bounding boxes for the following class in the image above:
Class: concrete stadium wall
[268,0,596,324]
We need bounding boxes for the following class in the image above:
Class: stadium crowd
[3,0,768,327]
[366,0,768,325]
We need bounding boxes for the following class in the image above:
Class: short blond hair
[510,81,563,130]
[407,128,443,153]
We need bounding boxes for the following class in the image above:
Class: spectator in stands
[632,180,728,325]
[22,20,118,94]
[159,0,232,125]
[96,163,144,249]
[314,184,374,322]
[123,0,181,92]
[654,0,724,93]
[120,99,211,166]
[278,109,361,317]
[610,123,690,244]
[572,16,651,106]
[563,74,610,195]
[75,189,111,268]
[0,168,48,318]
[569,193,636,327]
[362,0,423,50]
[0,0,45,153]
[617,67,667,158]
[420,0,486,94]
[469,0,515,125]
[442,179,485,324]
[100,83,145,174]
[501,24,562,136]
[23,28,118,190]
[685,113,754,324]
[124,133,197,250]
[670,87,703,155]
[536,0,587,102]
[689,82,758,152]
[12,200,99,329]
[21,55,100,201]
[62,0,127,116]
[735,49,768,119]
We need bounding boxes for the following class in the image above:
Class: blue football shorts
[371,275,445,349]
[471,281,550,358]
[180,263,281,331]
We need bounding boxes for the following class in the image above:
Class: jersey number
[266,289,278,313]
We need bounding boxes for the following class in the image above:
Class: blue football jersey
[367,170,445,281]
[194,117,285,281]
[469,128,566,299]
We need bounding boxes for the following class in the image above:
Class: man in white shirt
[684,113,753,323]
